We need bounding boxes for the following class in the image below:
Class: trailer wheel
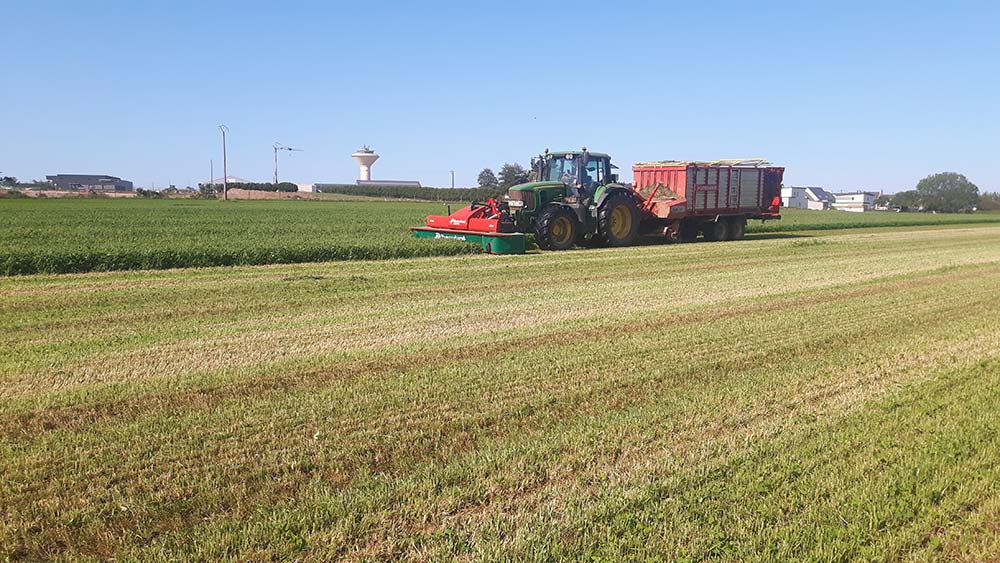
[728,217,747,240]
[679,220,699,242]
[536,206,578,250]
[703,220,729,242]
[597,193,640,247]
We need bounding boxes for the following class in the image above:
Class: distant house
[46,174,134,192]
[781,186,834,210]
[833,191,878,212]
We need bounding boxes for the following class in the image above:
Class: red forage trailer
[632,159,784,242]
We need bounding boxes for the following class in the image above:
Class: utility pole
[450,170,455,189]
[210,159,214,191]
[273,142,303,185]
[219,124,229,200]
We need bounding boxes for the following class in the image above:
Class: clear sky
[2,0,998,192]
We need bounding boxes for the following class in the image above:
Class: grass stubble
[1,225,999,560]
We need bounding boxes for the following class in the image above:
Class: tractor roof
[547,150,611,159]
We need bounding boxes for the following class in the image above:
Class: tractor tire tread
[597,192,640,247]
[535,206,578,251]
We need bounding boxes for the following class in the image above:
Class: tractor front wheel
[597,193,640,247]
[535,206,578,250]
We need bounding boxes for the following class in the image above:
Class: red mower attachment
[425,198,507,233]
[410,198,526,254]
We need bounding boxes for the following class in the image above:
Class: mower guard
[410,227,525,255]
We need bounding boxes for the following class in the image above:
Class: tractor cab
[533,148,618,202]
[503,149,619,218]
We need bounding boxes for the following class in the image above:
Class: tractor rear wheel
[535,206,578,250]
[702,220,729,242]
[597,193,640,247]
[728,217,747,240]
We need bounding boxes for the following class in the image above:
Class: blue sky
[2,0,998,192]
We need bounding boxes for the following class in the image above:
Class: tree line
[315,184,505,201]
[476,163,530,189]
[884,172,986,213]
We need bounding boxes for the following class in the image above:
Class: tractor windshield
[545,156,580,184]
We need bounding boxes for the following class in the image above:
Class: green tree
[498,163,529,189]
[892,190,920,210]
[0,176,18,187]
[915,172,979,213]
[477,168,498,189]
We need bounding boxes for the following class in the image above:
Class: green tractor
[504,148,643,250]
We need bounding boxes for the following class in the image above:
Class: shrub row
[315,184,504,201]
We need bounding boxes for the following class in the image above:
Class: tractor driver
[559,161,577,185]
[576,162,598,202]
[580,168,595,192]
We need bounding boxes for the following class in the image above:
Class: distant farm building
[781,186,834,210]
[833,191,878,212]
[203,176,250,185]
[46,174,134,192]
[357,180,421,187]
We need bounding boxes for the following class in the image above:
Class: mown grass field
[749,208,1000,232]
[2,197,1000,275]
[3,225,1000,561]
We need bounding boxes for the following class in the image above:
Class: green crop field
[0,198,475,275]
[2,198,1000,275]
[3,225,1000,561]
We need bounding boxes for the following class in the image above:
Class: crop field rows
[2,198,1000,275]
[3,225,1000,560]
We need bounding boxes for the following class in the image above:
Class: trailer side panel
[633,161,783,220]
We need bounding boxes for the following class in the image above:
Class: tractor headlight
[507,199,525,209]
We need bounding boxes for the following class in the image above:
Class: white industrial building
[832,191,878,212]
[781,186,835,210]
[203,176,249,185]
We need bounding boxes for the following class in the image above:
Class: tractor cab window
[582,158,605,189]
[545,156,579,184]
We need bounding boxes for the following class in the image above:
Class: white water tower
[352,145,379,181]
